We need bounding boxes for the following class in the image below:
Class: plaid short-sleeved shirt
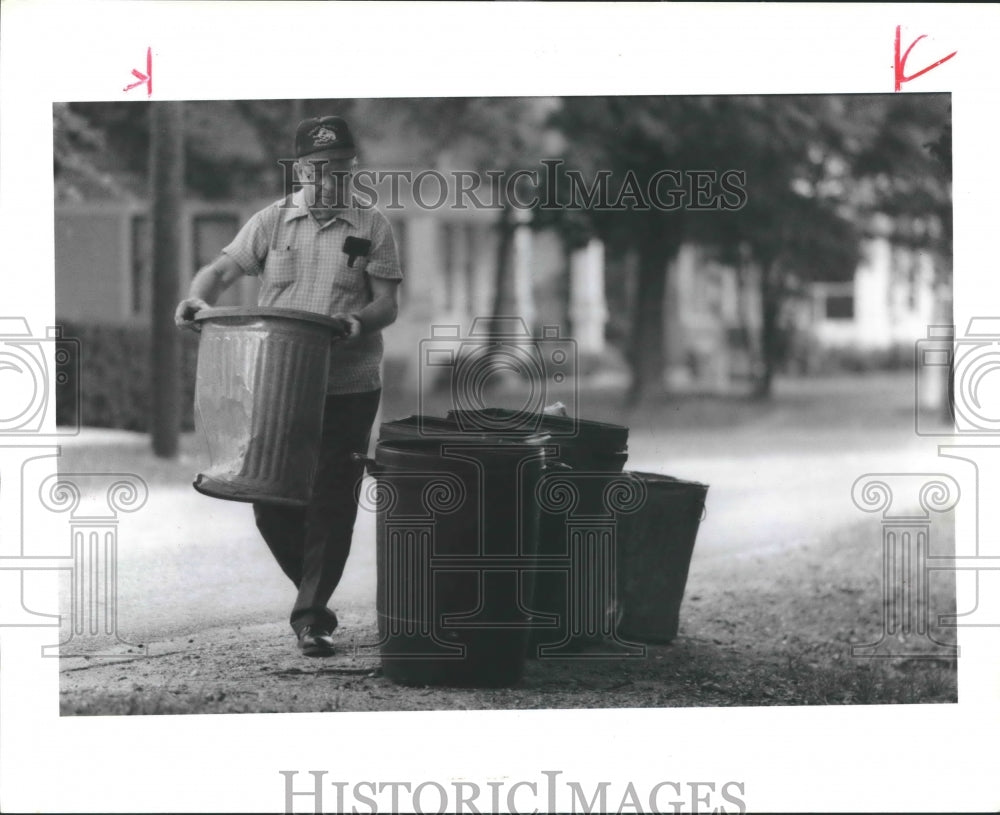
[222,190,403,394]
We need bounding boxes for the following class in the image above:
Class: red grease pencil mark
[894,25,956,92]
[123,47,153,97]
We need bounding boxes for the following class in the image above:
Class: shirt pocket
[263,248,299,288]
[346,252,370,277]
[331,255,368,297]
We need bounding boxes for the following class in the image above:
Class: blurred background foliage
[54,94,951,404]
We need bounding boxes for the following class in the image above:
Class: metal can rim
[194,306,349,334]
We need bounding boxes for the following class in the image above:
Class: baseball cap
[294,116,357,159]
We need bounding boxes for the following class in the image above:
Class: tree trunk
[754,261,782,400]
[491,196,514,324]
[444,201,514,398]
[625,217,680,406]
[733,253,762,386]
[941,288,955,425]
[149,102,185,458]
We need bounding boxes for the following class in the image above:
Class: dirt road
[53,373,961,713]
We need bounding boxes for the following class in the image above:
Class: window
[193,213,241,307]
[825,294,855,320]
[193,214,240,273]
[441,222,455,310]
[131,211,242,315]
[130,215,150,316]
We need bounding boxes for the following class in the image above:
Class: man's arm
[174,254,246,329]
[334,276,400,341]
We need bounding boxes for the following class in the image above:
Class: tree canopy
[55,94,951,399]
[541,94,950,398]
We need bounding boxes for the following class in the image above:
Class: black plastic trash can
[613,472,708,643]
[446,408,629,469]
[385,410,632,653]
[448,409,632,653]
[365,436,549,687]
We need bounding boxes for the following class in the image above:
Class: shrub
[56,320,199,431]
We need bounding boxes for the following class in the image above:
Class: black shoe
[323,608,339,633]
[297,625,336,657]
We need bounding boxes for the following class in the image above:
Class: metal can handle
[351,451,382,474]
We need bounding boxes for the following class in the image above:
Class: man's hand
[175,297,210,331]
[175,255,244,331]
[331,313,363,342]
[331,280,399,343]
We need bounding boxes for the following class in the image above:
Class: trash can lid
[377,433,551,450]
[379,417,629,470]
[446,408,628,450]
[380,415,561,440]
[379,416,467,437]
[375,435,552,469]
[625,471,710,492]
[195,306,350,335]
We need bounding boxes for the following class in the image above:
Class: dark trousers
[253,389,381,634]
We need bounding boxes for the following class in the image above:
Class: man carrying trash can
[174,115,402,656]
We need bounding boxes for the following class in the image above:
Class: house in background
[53,188,582,394]
[53,99,950,404]
[657,220,942,391]
[806,232,939,354]
[53,195,944,398]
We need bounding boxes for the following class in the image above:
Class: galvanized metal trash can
[613,472,708,643]
[191,306,348,506]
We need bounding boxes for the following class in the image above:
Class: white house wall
[55,206,135,324]
[568,239,607,354]
[665,243,739,392]
[812,236,938,351]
